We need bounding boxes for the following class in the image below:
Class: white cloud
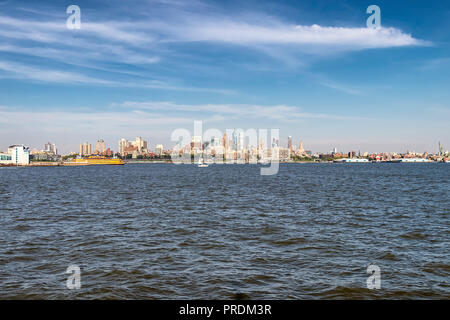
[0,60,234,94]
[117,101,371,121]
[0,60,113,85]
[168,22,426,49]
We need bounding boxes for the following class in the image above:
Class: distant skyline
[0,0,449,153]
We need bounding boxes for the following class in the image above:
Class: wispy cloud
[0,1,428,73]
[117,101,371,121]
[0,60,234,94]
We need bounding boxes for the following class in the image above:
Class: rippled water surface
[0,163,449,299]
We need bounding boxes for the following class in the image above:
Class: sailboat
[198,156,209,167]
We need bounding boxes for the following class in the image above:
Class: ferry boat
[67,156,124,166]
[389,158,432,163]
[334,158,369,163]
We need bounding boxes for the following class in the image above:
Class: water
[0,163,448,299]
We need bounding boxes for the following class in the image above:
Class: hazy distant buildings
[80,142,92,156]
[155,144,164,156]
[288,136,293,151]
[118,137,148,157]
[44,142,57,154]
[296,140,305,156]
[223,133,228,152]
[95,139,106,154]
[118,138,128,156]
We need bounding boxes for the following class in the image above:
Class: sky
[0,0,449,154]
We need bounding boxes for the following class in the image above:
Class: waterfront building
[0,152,12,164]
[30,150,61,162]
[6,145,30,165]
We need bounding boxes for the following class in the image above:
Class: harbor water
[0,163,448,299]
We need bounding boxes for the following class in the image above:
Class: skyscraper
[44,142,57,154]
[118,138,129,156]
[95,139,106,154]
[232,130,238,151]
[80,142,92,156]
[239,131,244,151]
[131,137,147,152]
[288,136,292,150]
[297,140,305,155]
[223,133,228,151]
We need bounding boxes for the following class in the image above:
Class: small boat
[198,157,208,167]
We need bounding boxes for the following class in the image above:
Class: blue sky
[0,0,449,153]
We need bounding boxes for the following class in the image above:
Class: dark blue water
[0,163,448,299]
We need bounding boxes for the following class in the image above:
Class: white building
[0,152,12,164]
[155,144,164,156]
[3,145,30,165]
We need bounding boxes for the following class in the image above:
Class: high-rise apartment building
[288,136,292,151]
[80,142,92,156]
[118,137,148,156]
[155,144,164,156]
[222,133,228,151]
[118,138,129,156]
[95,139,106,154]
[44,142,57,154]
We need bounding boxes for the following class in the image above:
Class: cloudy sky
[0,0,449,153]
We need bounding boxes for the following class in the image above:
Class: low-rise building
[1,145,30,165]
[0,152,12,164]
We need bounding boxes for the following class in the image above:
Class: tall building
[44,142,57,154]
[238,131,244,151]
[287,136,292,151]
[155,144,164,156]
[79,142,92,156]
[131,137,148,152]
[272,138,279,148]
[232,130,238,151]
[95,139,106,154]
[211,137,221,147]
[190,136,202,152]
[297,140,305,156]
[222,133,228,151]
[118,137,148,157]
[118,138,129,156]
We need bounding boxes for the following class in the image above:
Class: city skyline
[3,134,447,158]
[0,0,449,153]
